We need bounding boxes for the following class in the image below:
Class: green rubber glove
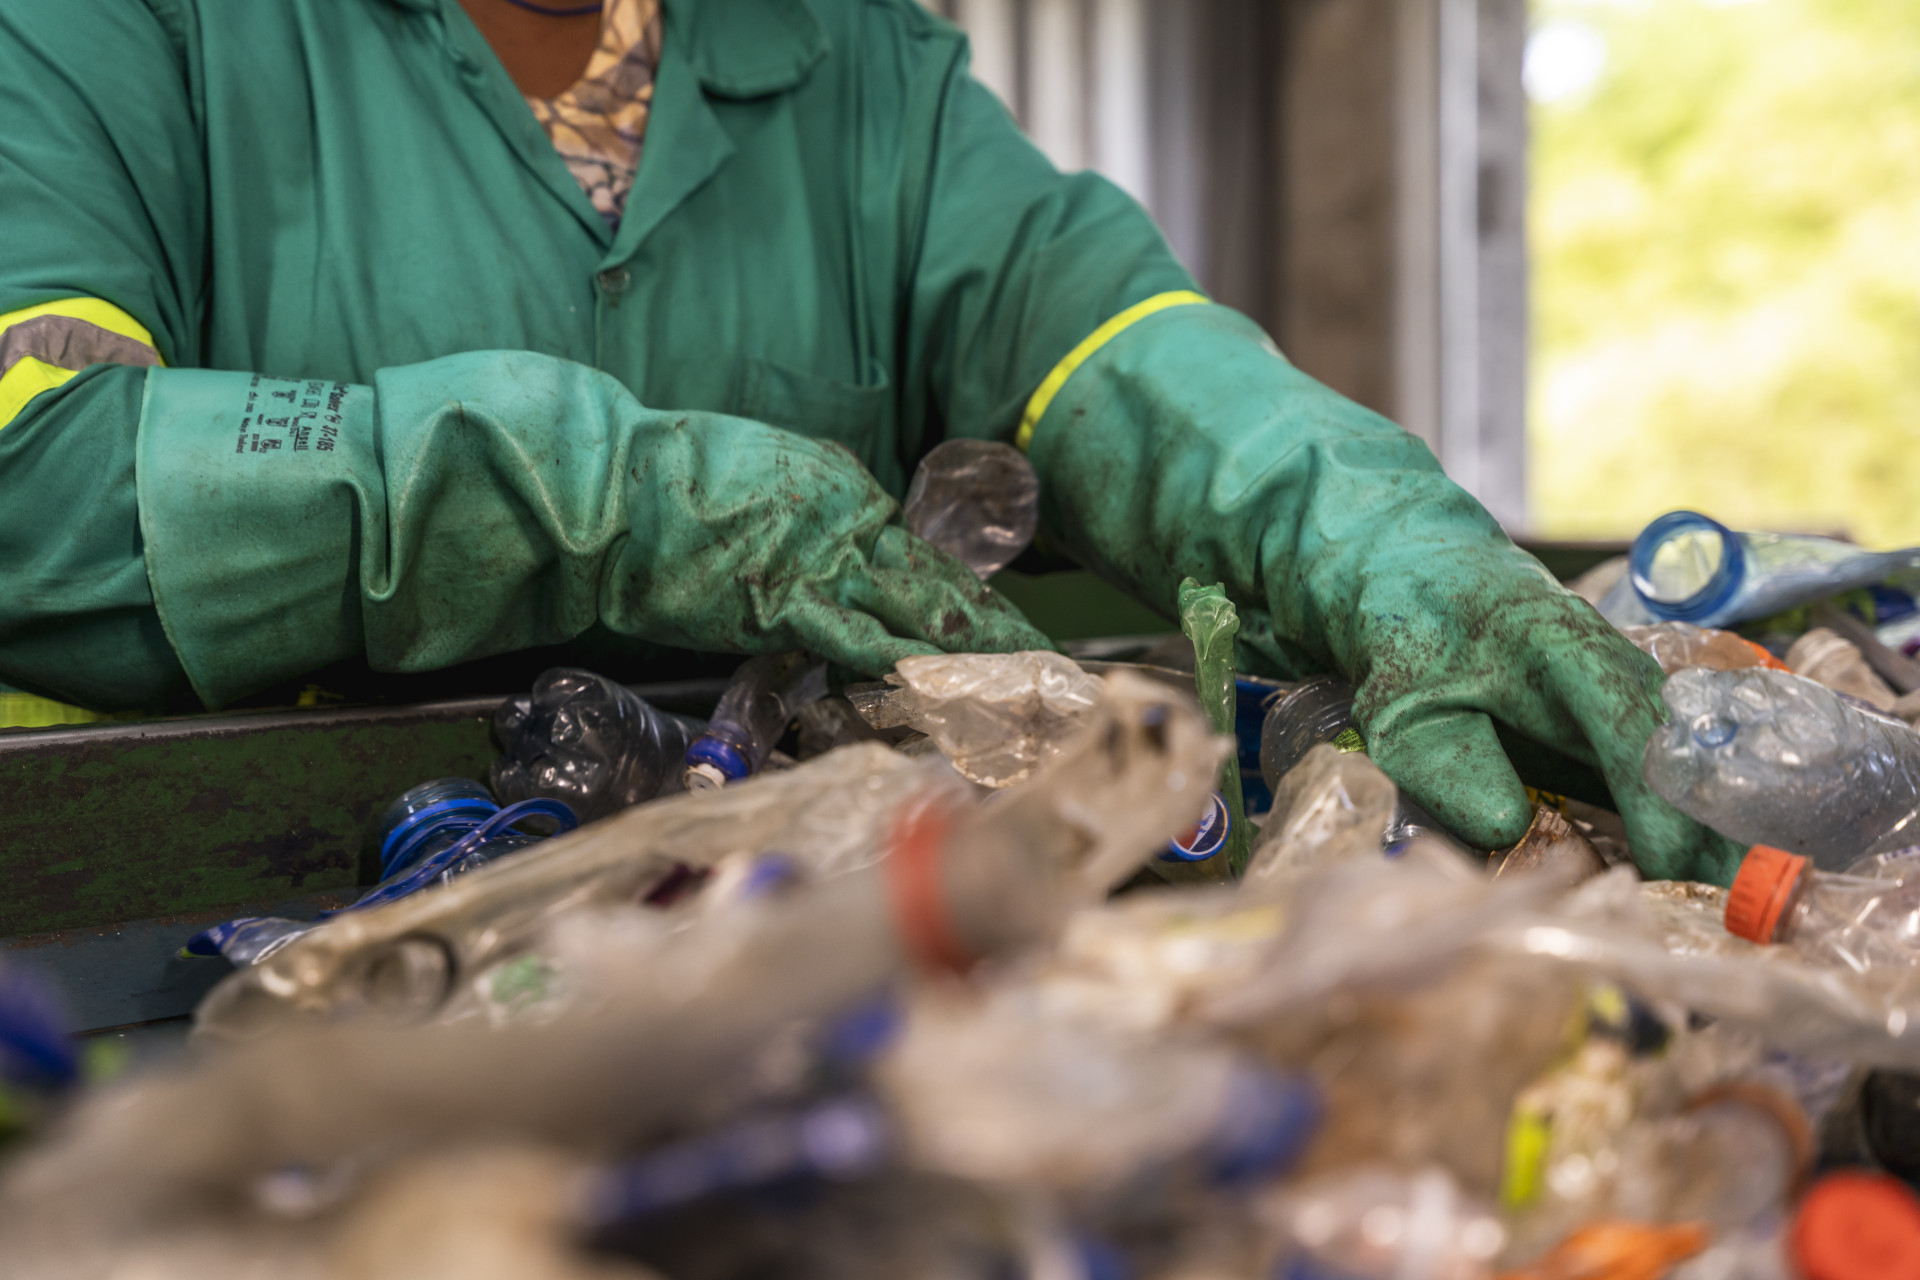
[136,352,1052,708]
[1025,303,1745,885]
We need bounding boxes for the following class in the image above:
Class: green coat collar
[384,0,829,98]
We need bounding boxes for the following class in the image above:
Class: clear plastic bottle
[901,438,1040,580]
[1643,666,1920,869]
[1628,509,1920,630]
[1259,676,1366,789]
[1722,844,1920,986]
[683,651,830,791]
[1621,621,1787,675]
[492,668,704,821]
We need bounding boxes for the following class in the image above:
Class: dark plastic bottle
[492,668,705,822]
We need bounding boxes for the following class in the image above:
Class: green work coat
[0,0,1191,710]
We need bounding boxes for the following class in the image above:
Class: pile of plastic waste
[13,488,1920,1279]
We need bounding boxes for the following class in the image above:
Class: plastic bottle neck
[1631,511,1747,624]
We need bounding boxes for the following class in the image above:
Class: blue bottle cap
[1163,792,1231,862]
[685,735,751,786]
[1630,510,1747,624]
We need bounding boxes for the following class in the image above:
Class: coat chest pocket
[734,356,894,479]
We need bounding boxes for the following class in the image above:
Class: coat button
[596,268,631,301]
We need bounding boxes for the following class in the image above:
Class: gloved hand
[136,352,1051,707]
[1025,303,1744,884]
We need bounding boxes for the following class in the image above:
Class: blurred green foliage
[1531,0,1920,545]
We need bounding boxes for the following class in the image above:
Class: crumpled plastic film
[1244,744,1400,887]
[869,651,1106,788]
[1620,621,1782,675]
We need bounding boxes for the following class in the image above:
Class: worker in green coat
[0,0,1740,881]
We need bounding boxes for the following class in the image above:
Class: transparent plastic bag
[491,668,704,822]
[855,650,1106,788]
[1643,666,1920,868]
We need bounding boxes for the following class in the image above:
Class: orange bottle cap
[1724,844,1808,944]
[1792,1171,1920,1280]
[1741,636,1792,671]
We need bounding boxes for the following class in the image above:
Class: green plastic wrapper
[1178,578,1252,875]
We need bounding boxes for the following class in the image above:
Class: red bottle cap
[1791,1171,1920,1280]
[1724,844,1808,944]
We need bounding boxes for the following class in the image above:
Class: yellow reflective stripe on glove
[0,297,163,430]
[1014,290,1209,452]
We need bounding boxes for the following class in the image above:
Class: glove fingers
[776,588,947,676]
[1364,705,1533,850]
[848,528,1055,657]
[1530,634,1748,883]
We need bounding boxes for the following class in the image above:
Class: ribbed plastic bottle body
[1783,873,1920,975]
[1644,667,1920,869]
[1631,510,1920,629]
[1259,676,1361,793]
[491,668,703,821]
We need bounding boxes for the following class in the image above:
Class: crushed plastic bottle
[194,671,1222,1036]
[1627,509,1920,630]
[491,668,704,821]
[184,778,577,967]
[901,438,1041,580]
[1178,579,1251,877]
[1245,743,1401,884]
[1621,621,1786,675]
[1722,843,1920,982]
[1789,627,1899,713]
[683,651,829,791]
[1644,667,1920,868]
